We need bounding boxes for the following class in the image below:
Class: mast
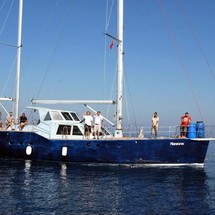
[115,0,124,137]
[15,0,23,121]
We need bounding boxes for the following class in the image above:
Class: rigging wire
[158,0,204,121]
[0,0,15,36]
[103,0,116,123]
[104,0,138,129]
[106,62,117,123]
[124,69,138,132]
[21,0,61,106]
[0,0,7,14]
[103,0,109,99]
[35,0,73,99]
[178,0,215,81]
[1,56,17,97]
[105,0,115,32]
[0,0,16,95]
[0,0,17,114]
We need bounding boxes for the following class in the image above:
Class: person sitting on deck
[19,113,28,130]
[6,112,14,130]
[0,112,3,130]
[0,121,3,130]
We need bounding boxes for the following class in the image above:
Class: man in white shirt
[93,111,104,139]
[82,111,93,138]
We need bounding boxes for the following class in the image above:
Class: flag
[110,40,114,49]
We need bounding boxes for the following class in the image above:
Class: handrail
[120,125,215,139]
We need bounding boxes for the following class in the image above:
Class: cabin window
[72,125,82,135]
[51,111,63,120]
[62,112,73,121]
[56,125,71,135]
[44,112,52,121]
[70,112,80,121]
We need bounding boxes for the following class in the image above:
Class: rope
[103,0,116,121]
[0,0,15,36]
[1,55,17,97]
[0,0,7,13]
[158,0,204,121]
[20,0,61,103]
[0,0,17,97]
[178,0,215,81]
[105,62,117,121]
[124,69,138,132]
[105,0,115,32]
[103,0,138,130]
[35,0,73,99]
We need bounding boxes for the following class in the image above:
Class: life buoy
[62,146,68,156]
[26,146,32,155]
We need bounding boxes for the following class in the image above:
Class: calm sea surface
[0,142,215,215]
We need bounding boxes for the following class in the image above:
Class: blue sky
[0,0,215,127]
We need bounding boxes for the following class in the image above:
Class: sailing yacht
[0,0,214,166]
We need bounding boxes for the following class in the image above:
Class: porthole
[106,143,110,148]
[117,144,122,148]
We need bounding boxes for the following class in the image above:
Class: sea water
[0,142,215,215]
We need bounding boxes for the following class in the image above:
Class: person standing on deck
[82,111,93,139]
[180,112,191,137]
[151,112,159,139]
[93,111,104,139]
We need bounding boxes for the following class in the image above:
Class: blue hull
[0,130,209,165]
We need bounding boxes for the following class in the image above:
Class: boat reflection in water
[0,159,214,214]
